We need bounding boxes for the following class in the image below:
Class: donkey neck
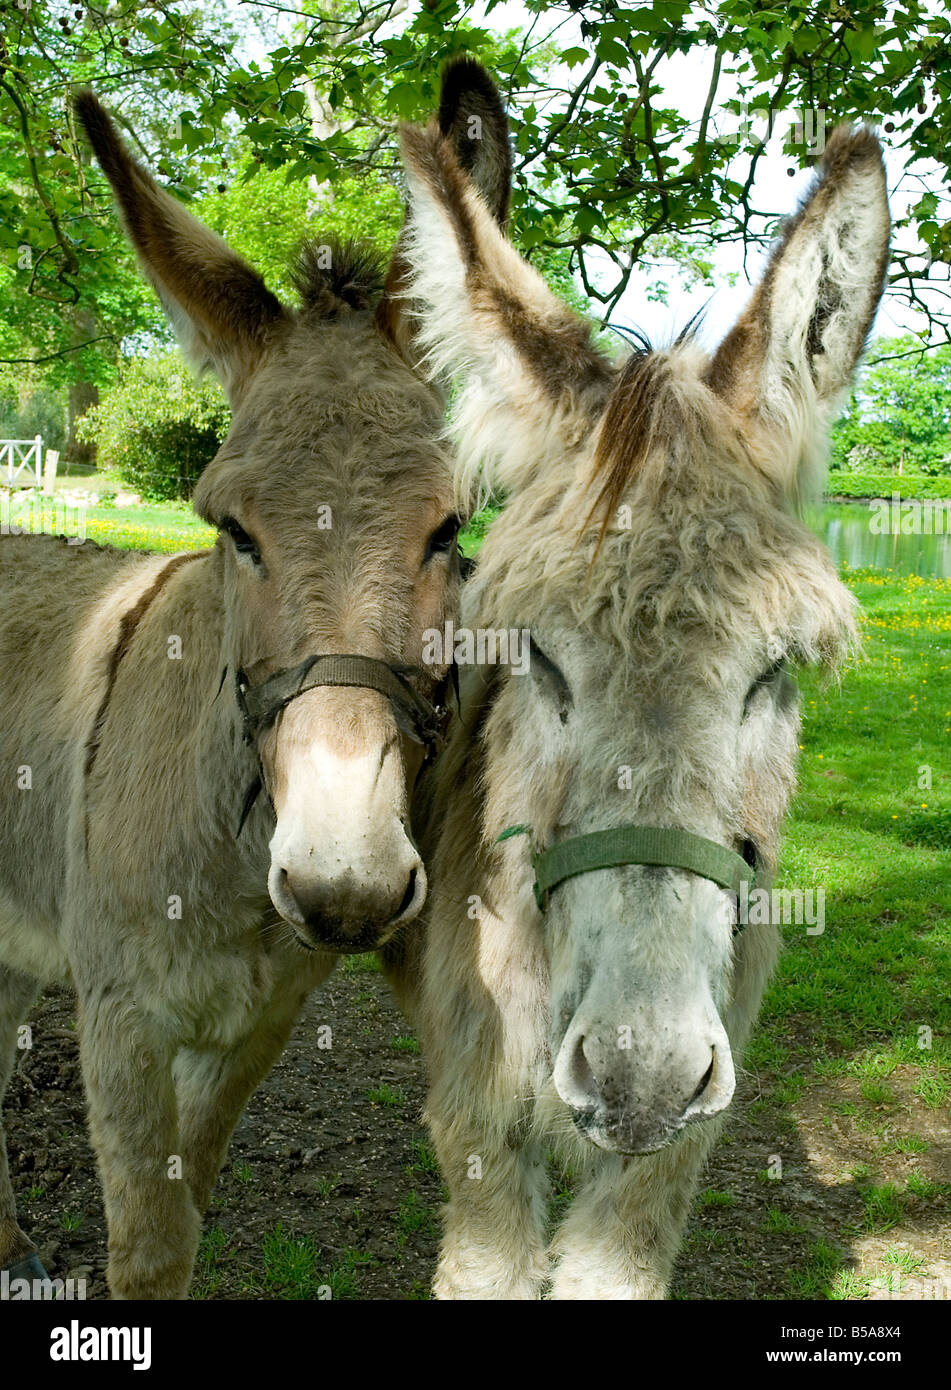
[166,546,275,882]
[84,543,272,917]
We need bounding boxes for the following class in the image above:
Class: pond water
[806,501,951,579]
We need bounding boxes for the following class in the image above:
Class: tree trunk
[66,307,99,466]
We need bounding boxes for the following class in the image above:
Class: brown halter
[232,652,452,836]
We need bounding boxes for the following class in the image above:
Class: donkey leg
[427,1094,549,1299]
[549,1121,720,1299]
[77,985,200,1300]
[0,965,43,1271]
[175,963,334,1216]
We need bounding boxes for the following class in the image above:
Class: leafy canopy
[0,0,949,397]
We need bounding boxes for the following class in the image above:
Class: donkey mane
[291,236,386,317]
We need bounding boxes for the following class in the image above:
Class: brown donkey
[0,62,508,1299]
[389,89,889,1296]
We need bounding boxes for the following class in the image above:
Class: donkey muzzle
[553,1012,736,1155]
[269,855,426,953]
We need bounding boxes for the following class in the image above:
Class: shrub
[0,381,68,451]
[824,472,951,500]
[76,355,229,501]
[830,335,951,478]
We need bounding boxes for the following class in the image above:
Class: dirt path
[6,970,948,1300]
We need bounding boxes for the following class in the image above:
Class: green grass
[891,1134,928,1154]
[396,1190,438,1246]
[761,1208,805,1234]
[914,1072,950,1108]
[256,1223,372,1300]
[312,1172,342,1197]
[860,1182,905,1233]
[859,1079,894,1105]
[259,1224,328,1298]
[366,1082,405,1106]
[342,953,382,975]
[786,1238,854,1299]
[192,1226,232,1298]
[405,1140,439,1177]
[698,1188,735,1208]
[825,472,951,500]
[191,1222,375,1300]
[459,504,500,556]
[761,569,951,1076]
[8,492,216,553]
[881,1248,926,1276]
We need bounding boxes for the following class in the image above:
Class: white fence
[0,436,43,487]
[0,437,59,491]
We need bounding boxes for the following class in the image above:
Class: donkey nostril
[559,1032,600,1113]
[690,1050,716,1105]
[392,867,418,921]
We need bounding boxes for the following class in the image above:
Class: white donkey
[386,80,890,1298]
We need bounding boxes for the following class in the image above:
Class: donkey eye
[529,637,572,722]
[425,514,461,563]
[222,517,261,565]
[743,658,786,715]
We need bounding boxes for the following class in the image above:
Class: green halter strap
[499,824,756,913]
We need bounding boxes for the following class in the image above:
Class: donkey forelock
[290,237,387,317]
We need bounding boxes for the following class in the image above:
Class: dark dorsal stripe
[84,551,203,786]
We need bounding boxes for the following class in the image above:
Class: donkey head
[401,92,888,1150]
[74,62,510,953]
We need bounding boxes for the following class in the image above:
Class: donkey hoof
[4,1251,51,1286]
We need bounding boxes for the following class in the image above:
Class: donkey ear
[435,56,511,226]
[390,71,613,502]
[380,61,613,501]
[706,125,889,504]
[74,91,285,397]
[377,58,513,376]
